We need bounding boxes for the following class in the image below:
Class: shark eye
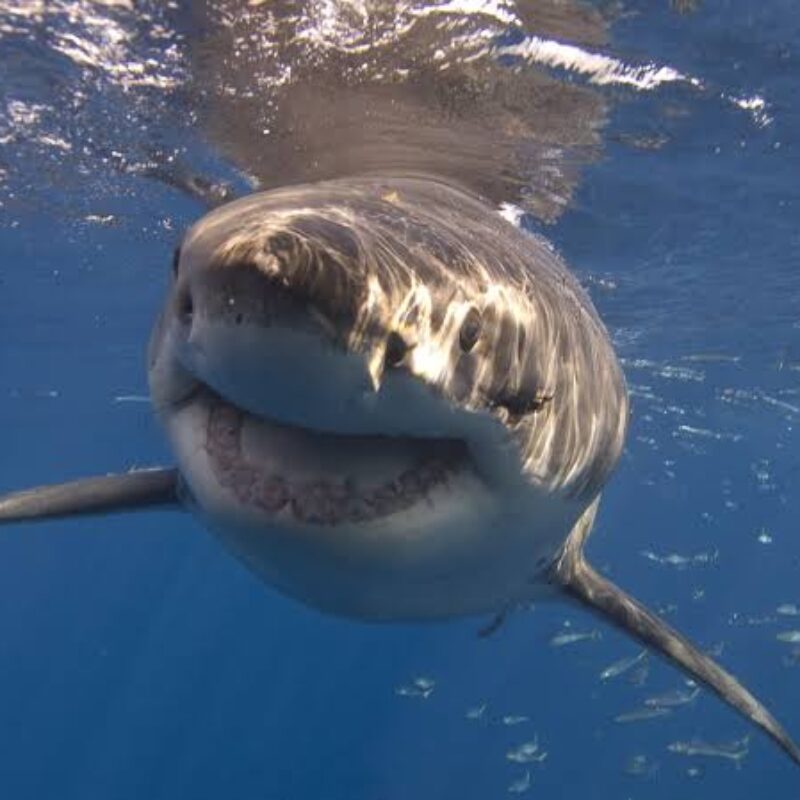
[459,307,482,353]
[385,331,409,368]
[172,246,181,276]
[177,286,193,325]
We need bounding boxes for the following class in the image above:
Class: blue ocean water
[0,2,799,798]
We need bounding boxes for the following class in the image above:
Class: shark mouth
[202,390,473,526]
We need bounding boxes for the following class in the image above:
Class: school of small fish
[393,579,795,790]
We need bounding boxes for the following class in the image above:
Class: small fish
[777,603,800,616]
[656,602,679,616]
[729,612,775,627]
[502,714,530,726]
[507,771,532,794]
[624,754,659,777]
[84,213,117,225]
[395,676,436,699]
[777,631,800,644]
[757,529,773,545]
[667,736,749,763]
[644,686,700,708]
[395,685,431,699]
[614,707,672,724]
[640,549,718,568]
[680,353,740,364]
[506,738,547,764]
[686,766,704,778]
[640,549,683,566]
[549,629,602,647]
[600,649,648,681]
[465,703,487,720]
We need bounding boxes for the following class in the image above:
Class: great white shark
[0,175,798,764]
[1,0,798,770]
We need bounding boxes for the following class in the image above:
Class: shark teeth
[205,397,465,525]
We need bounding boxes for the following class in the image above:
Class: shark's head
[148,176,628,618]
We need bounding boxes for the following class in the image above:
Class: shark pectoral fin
[0,468,182,524]
[552,501,800,767]
[137,150,240,209]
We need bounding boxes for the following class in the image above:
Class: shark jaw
[150,317,573,621]
[186,382,478,530]
[161,384,559,621]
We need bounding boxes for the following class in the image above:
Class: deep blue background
[1,1,799,798]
